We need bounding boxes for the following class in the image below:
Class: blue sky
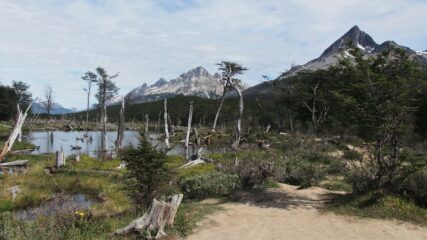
[0,0,426,109]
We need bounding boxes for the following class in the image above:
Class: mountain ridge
[244,25,426,96]
[125,66,249,104]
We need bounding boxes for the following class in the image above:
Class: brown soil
[187,184,427,240]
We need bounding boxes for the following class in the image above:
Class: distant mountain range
[244,25,427,96]
[121,66,249,104]
[32,101,76,115]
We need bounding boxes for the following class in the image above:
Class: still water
[24,131,190,157]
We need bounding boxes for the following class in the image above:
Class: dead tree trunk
[303,80,329,131]
[212,92,226,133]
[231,86,243,150]
[157,110,162,133]
[185,101,193,160]
[113,194,183,239]
[164,99,170,149]
[0,103,32,162]
[115,97,125,150]
[145,114,149,133]
[55,147,65,168]
[247,115,253,135]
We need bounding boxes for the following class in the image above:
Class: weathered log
[0,103,33,162]
[0,160,29,167]
[179,159,205,168]
[0,160,29,175]
[113,194,183,238]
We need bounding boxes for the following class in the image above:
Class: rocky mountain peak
[181,66,209,78]
[126,66,249,104]
[320,25,378,57]
[151,78,168,88]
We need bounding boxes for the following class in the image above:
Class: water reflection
[26,131,139,158]
[25,131,195,158]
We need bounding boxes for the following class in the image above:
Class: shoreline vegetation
[1,123,427,238]
[0,49,426,239]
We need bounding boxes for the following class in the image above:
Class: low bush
[282,150,339,187]
[180,172,239,199]
[400,169,427,207]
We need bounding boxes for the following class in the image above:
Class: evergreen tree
[121,133,171,209]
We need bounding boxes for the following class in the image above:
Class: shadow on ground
[228,185,346,210]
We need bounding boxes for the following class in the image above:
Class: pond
[15,194,98,220]
[24,130,193,158]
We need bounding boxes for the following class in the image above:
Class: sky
[0,0,426,109]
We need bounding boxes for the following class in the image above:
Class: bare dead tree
[303,80,329,131]
[185,101,193,160]
[82,71,97,129]
[157,110,162,133]
[95,67,119,137]
[145,114,149,133]
[164,99,170,149]
[43,86,53,121]
[115,96,126,150]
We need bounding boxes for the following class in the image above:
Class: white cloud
[0,0,426,108]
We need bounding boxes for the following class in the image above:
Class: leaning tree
[215,61,247,149]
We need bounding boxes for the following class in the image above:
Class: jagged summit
[244,25,427,96]
[320,25,378,57]
[126,66,248,104]
[151,78,167,88]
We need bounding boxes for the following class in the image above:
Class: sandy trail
[187,184,427,240]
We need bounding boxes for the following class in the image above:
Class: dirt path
[187,184,427,240]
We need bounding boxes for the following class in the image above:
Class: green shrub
[180,172,239,199]
[282,150,335,187]
[401,169,427,207]
[121,132,171,209]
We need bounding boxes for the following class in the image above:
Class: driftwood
[113,194,183,238]
[0,103,33,162]
[180,148,213,168]
[164,99,170,149]
[0,160,29,175]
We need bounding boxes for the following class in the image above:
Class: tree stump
[113,194,183,238]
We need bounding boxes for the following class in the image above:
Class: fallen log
[0,160,29,175]
[113,194,183,238]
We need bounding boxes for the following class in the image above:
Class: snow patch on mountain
[417,50,427,58]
